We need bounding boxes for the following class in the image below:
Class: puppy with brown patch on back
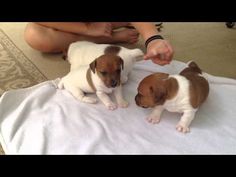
[58,54,128,110]
[135,61,209,133]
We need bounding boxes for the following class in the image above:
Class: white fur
[58,61,128,110]
[147,75,198,133]
[67,41,144,84]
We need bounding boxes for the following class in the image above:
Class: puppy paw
[118,100,129,108]
[106,103,117,110]
[82,97,97,104]
[176,123,190,133]
[121,75,128,84]
[146,116,160,124]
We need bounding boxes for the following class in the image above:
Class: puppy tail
[187,61,236,85]
[131,48,144,62]
[187,60,202,74]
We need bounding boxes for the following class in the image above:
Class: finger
[106,27,112,34]
[130,29,139,35]
[158,46,172,62]
[165,41,174,61]
[164,51,172,62]
[106,28,112,35]
[130,38,139,44]
[143,54,150,60]
[167,44,174,56]
[144,52,158,60]
[164,48,173,62]
[152,60,167,66]
[145,45,164,59]
[159,59,170,65]
[152,58,170,65]
[163,52,172,64]
[155,60,170,66]
[143,50,156,60]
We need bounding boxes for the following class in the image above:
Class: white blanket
[1,60,236,154]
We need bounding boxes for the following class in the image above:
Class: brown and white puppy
[67,41,144,84]
[58,54,128,110]
[135,61,209,133]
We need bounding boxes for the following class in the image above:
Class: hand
[144,39,174,65]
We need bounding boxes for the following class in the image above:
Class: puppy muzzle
[135,95,149,108]
[111,80,118,88]
[135,95,140,105]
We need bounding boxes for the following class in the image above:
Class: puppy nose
[111,80,117,87]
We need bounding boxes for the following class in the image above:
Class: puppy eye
[100,71,107,76]
[116,69,121,74]
[158,94,164,100]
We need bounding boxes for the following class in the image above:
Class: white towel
[0,60,236,154]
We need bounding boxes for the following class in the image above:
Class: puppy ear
[151,86,166,105]
[155,92,166,105]
[90,59,97,73]
[119,57,124,70]
[150,86,154,94]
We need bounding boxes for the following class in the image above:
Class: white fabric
[0,60,236,154]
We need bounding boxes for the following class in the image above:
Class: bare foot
[86,22,112,37]
[82,28,139,45]
[112,29,139,44]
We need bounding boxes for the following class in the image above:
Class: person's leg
[24,23,139,53]
[24,23,83,53]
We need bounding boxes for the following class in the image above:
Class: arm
[130,22,174,65]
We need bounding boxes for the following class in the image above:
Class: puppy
[67,41,144,84]
[135,61,209,133]
[58,54,128,110]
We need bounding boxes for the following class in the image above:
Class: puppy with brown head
[67,41,144,84]
[90,54,123,88]
[135,61,209,133]
[58,54,128,110]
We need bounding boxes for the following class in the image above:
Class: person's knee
[24,23,58,53]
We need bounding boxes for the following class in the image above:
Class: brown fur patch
[104,46,121,55]
[180,62,209,108]
[185,74,209,108]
